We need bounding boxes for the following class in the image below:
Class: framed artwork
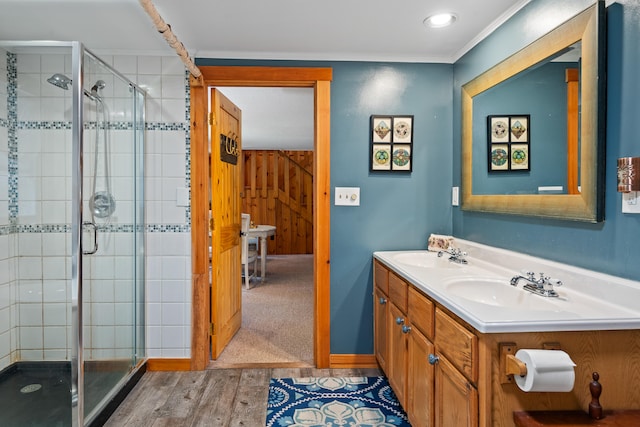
[489,116,509,143]
[509,116,529,142]
[370,115,414,172]
[510,144,529,170]
[372,144,392,170]
[372,116,392,143]
[487,114,530,172]
[489,144,509,171]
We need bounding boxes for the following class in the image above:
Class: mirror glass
[461,2,605,221]
[473,41,581,195]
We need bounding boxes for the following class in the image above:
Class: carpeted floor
[266,376,410,426]
[211,254,314,366]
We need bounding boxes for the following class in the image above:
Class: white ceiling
[0,0,530,63]
[0,0,532,149]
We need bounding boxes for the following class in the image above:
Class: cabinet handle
[402,325,411,334]
[428,354,440,365]
[395,317,405,325]
[379,297,387,305]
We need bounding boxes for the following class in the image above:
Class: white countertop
[374,239,640,333]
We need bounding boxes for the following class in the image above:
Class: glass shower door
[80,51,144,424]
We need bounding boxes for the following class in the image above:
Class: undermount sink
[391,251,462,268]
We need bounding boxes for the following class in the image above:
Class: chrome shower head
[91,80,106,93]
[47,73,72,90]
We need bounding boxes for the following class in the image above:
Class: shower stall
[0,41,146,426]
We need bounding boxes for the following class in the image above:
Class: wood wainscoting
[241,150,313,255]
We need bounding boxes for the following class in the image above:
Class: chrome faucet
[510,271,563,297]
[437,247,468,264]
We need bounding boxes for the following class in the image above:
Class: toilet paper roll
[514,349,576,392]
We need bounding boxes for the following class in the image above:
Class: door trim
[189,66,332,370]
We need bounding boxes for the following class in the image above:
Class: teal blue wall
[195,59,453,354]
[453,0,640,281]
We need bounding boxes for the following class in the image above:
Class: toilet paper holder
[499,342,562,384]
[506,354,528,377]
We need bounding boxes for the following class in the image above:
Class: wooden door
[210,89,243,359]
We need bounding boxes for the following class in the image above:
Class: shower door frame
[70,40,85,427]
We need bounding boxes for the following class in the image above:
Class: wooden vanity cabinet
[374,260,478,427]
[375,257,640,426]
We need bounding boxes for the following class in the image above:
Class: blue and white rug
[266,376,411,426]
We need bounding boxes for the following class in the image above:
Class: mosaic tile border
[0,223,190,236]
[7,52,18,222]
[184,70,192,227]
[15,121,189,131]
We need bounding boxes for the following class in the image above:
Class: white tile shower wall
[12,53,72,361]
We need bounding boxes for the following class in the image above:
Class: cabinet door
[407,325,434,427]
[388,302,408,408]
[435,354,478,427]
[374,286,389,372]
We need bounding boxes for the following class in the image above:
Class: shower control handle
[83,221,98,255]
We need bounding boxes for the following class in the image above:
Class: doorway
[189,66,332,370]
[215,86,315,367]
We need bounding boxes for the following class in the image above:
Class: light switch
[452,187,459,206]
[335,187,360,206]
[622,191,640,214]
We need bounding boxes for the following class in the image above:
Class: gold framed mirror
[461,1,606,222]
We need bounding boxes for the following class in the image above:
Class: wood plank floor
[104,367,383,427]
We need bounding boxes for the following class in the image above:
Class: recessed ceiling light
[423,13,457,28]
